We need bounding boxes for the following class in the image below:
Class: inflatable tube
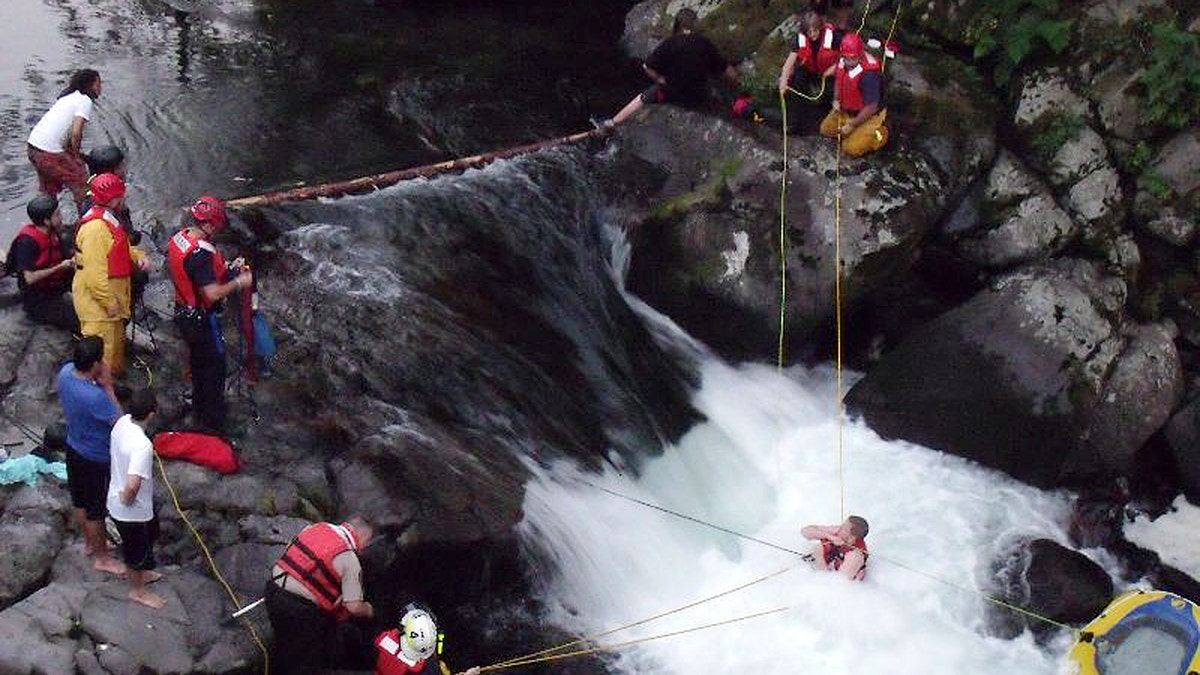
[1068,589,1200,675]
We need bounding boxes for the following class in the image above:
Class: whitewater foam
[518,358,1084,675]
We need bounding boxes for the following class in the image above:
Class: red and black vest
[374,629,433,675]
[822,538,869,580]
[835,52,883,113]
[815,24,841,74]
[276,522,361,616]
[79,205,132,278]
[14,224,68,289]
[167,228,227,310]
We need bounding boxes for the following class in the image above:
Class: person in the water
[801,515,869,580]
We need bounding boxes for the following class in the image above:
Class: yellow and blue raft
[1069,589,1200,675]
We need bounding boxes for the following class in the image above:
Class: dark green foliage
[969,0,1074,85]
[1140,20,1200,130]
[1027,111,1084,166]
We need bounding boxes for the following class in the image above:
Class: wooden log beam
[226,128,605,209]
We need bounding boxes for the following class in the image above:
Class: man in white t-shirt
[106,388,165,609]
[27,69,102,208]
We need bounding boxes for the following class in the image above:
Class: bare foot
[94,556,127,576]
[129,588,166,609]
[142,570,163,583]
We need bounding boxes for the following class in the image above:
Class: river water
[0,0,639,237]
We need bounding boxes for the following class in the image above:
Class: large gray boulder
[847,258,1181,487]
[956,150,1077,268]
[618,51,997,362]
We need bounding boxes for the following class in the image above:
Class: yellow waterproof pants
[820,108,889,157]
[80,319,126,376]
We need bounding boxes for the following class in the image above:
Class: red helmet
[840,32,865,58]
[191,196,228,231]
[90,173,126,205]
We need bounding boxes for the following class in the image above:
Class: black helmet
[85,145,126,175]
[26,194,59,225]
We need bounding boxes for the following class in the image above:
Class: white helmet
[400,608,438,663]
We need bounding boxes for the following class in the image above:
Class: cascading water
[516,243,1095,675]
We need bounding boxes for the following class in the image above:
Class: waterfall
[516,230,1088,674]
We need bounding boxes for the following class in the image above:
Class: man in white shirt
[27,69,102,209]
[106,388,164,609]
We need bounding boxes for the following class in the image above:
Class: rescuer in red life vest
[72,173,149,376]
[373,604,481,675]
[166,196,251,432]
[266,517,376,675]
[801,515,869,581]
[6,194,78,333]
[819,31,890,157]
[776,8,841,132]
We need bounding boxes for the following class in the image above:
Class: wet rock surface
[988,538,1114,639]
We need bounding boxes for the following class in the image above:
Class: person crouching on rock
[600,8,740,129]
[6,194,78,334]
[801,515,869,580]
[374,603,481,675]
[819,31,889,157]
[166,196,251,432]
[266,516,376,675]
[106,388,165,609]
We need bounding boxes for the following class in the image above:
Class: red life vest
[276,523,361,616]
[167,228,227,310]
[835,52,883,113]
[79,205,133,278]
[815,24,842,74]
[374,629,432,675]
[14,224,68,289]
[822,538,869,580]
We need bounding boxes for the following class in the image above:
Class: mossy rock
[699,0,798,62]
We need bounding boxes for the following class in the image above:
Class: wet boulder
[955,150,1077,268]
[847,258,1181,488]
[0,583,86,675]
[988,537,1113,639]
[1164,397,1200,501]
[1012,69,1126,233]
[617,54,996,362]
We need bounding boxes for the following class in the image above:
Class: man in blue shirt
[57,335,125,575]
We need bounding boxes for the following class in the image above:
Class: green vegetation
[1140,20,1200,130]
[1140,171,1173,201]
[968,0,1074,85]
[1027,111,1084,166]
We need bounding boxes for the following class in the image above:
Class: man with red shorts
[27,69,102,209]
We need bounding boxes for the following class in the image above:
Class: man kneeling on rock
[265,516,376,675]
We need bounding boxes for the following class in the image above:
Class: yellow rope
[491,565,797,669]
[777,90,789,371]
[478,607,789,672]
[155,454,272,673]
[786,74,828,102]
[834,127,846,522]
[868,551,1080,634]
[857,0,873,33]
[881,0,903,74]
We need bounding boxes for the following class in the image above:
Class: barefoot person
[107,388,165,608]
[56,336,125,575]
[27,69,102,209]
[801,515,869,580]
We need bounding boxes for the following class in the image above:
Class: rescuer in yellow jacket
[72,173,147,376]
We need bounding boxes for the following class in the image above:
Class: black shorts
[65,446,110,521]
[114,517,159,571]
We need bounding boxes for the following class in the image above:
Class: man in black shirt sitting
[6,195,78,333]
[603,8,740,128]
